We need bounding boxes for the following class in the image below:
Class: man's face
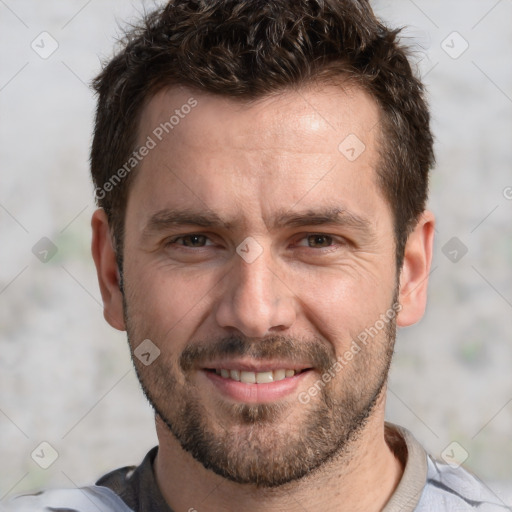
[121,84,399,486]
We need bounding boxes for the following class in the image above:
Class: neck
[154,393,403,512]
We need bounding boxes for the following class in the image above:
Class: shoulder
[385,423,511,512]
[415,455,511,511]
[1,448,161,512]
[0,485,134,512]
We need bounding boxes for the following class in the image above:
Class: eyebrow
[270,207,372,233]
[143,206,374,239]
[143,209,233,236]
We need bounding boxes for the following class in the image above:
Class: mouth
[204,368,311,383]
[200,363,314,403]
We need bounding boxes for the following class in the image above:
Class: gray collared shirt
[3,423,510,511]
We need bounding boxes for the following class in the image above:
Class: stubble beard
[124,295,397,488]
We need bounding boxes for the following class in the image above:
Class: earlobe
[91,209,126,331]
[396,210,435,327]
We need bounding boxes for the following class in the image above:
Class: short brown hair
[91,0,434,268]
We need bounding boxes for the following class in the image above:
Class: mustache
[179,334,336,373]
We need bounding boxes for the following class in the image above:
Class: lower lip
[201,370,312,403]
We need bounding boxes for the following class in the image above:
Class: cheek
[293,267,393,346]
[123,261,221,340]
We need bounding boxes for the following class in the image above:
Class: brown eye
[169,234,210,247]
[307,234,333,248]
[181,235,207,247]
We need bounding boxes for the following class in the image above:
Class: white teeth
[215,369,299,383]
[273,369,286,381]
[240,371,256,384]
[256,371,273,384]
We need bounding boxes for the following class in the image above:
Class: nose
[214,246,297,338]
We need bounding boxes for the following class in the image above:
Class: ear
[91,208,126,331]
[396,210,435,327]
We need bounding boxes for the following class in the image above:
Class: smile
[210,368,308,383]
[201,366,313,402]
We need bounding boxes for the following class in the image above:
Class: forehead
[128,82,389,233]
[138,83,380,156]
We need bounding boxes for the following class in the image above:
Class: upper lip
[202,359,313,372]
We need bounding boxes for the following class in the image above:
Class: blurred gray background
[1,0,511,504]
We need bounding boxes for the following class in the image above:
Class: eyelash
[164,233,346,250]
